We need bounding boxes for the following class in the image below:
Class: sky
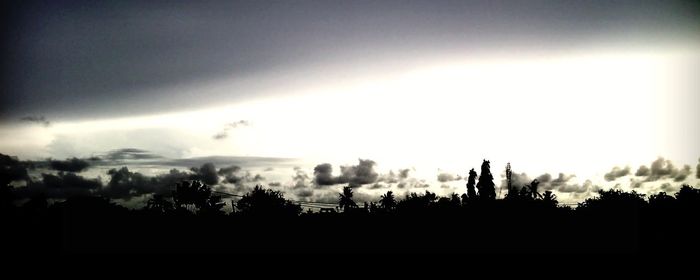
[1,0,699,206]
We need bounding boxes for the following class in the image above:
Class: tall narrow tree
[476,160,496,200]
[466,168,478,199]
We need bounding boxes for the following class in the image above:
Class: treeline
[1,159,699,253]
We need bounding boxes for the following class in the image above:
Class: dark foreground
[2,188,699,254]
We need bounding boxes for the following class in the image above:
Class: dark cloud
[500,171,584,193]
[100,167,190,200]
[398,169,410,179]
[537,173,552,183]
[294,188,314,198]
[218,165,241,175]
[16,172,102,199]
[20,115,50,127]
[218,164,262,186]
[368,183,389,189]
[674,165,692,182]
[213,120,250,140]
[190,163,219,185]
[635,165,650,177]
[649,157,676,179]
[636,157,693,182]
[103,148,162,161]
[268,182,281,187]
[338,159,379,188]
[604,166,631,182]
[42,172,101,191]
[437,172,462,183]
[4,1,696,120]
[49,157,90,172]
[311,159,379,188]
[313,163,335,185]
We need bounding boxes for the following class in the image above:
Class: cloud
[635,165,650,176]
[20,115,50,127]
[16,172,102,199]
[218,164,263,186]
[630,178,644,189]
[368,183,389,189]
[311,159,379,188]
[190,163,219,185]
[99,167,192,200]
[551,173,576,188]
[313,163,335,185]
[338,159,379,188]
[268,182,281,187]
[397,180,429,189]
[558,180,592,193]
[636,157,693,182]
[437,172,462,183]
[674,165,692,182]
[213,120,250,140]
[398,169,410,179]
[603,166,631,181]
[294,189,314,198]
[500,170,587,195]
[103,148,162,160]
[377,168,412,184]
[49,157,90,172]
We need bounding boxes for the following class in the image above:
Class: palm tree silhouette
[379,190,396,211]
[338,186,357,212]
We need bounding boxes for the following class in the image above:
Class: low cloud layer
[20,115,50,127]
[313,159,379,188]
[16,172,102,199]
[437,172,462,183]
[49,157,90,172]
[635,157,693,182]
[103,148,162,161]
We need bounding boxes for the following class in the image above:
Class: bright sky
[2,43,698,189]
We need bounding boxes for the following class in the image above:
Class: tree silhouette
[338,186,358,212]
[171,180,222,214]
[475,160,495,200]
[541,191,558,207]
[145,194,174,214]
[236,185,301,216]
[379,190,396,211]
[527,179,542,200]
[466,168,477,200]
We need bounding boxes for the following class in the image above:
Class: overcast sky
[1,0,699,204]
